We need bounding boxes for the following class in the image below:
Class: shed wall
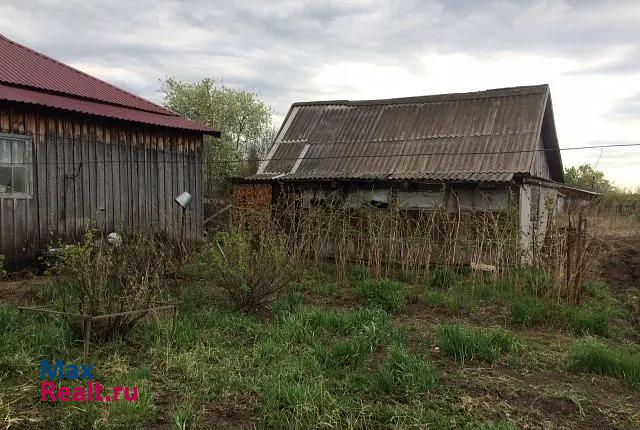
[0,102,204,264]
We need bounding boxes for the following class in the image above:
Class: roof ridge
[0,33,177,116]
[292,84,550,107]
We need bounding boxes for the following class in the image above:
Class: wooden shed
[240,85,596,261]
[0,34,219,265]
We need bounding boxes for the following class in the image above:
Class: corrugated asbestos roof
[249,85,563,183]
[0,34,218,135]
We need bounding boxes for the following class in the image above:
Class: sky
[1,0,639,188]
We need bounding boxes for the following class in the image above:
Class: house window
[0,134,31,196]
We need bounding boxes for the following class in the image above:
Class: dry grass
[235,188,605,305]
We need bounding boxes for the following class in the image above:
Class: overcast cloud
[1,0,639,187]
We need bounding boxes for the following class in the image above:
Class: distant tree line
[564,164,640,205]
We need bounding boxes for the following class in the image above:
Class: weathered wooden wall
[0,102,204,264]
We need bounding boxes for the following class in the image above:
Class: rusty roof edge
[290,84,549,107]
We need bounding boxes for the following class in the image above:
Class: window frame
[0,132,32,199]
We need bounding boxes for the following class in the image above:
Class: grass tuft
[567,339,640,387]
[427,266,458,290]
[419,289,468,313]
[509,296,547,327]
[566,307,610,337]
[436,324,521,364]
[355,279,407,313]
[373,346,437,397]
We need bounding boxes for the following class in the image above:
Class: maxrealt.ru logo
[40,359,138,402]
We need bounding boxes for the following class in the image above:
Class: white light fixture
[175,192,193,209]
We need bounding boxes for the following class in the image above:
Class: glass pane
[12,167,27,193]
[0,166,11,192]
[11,140,25,164]
[0,140,10,163]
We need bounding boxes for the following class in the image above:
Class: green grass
[426,265,458,290]
[565,307,610,336]
[508,295,611,336]
[435,324,522,364]
[373,346,437,398]
[355,278,408,313]
[567,339,640,387]
[509,296,547,327]
[1,264,636,429]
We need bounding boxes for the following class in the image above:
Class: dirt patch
[0,278,49,306]
[443,366,640,430]
[202,393,259,429]
[599,235,640,294]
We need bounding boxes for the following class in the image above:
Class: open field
[0,236,639,430]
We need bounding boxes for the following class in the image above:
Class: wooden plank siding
[0,102,205,265]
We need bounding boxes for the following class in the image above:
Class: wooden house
[0,34,218,265]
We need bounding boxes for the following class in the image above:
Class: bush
[373,346,437,397]
[427,266,458,290]
[355,279,407,313]
[436,324,521,364]
[208,229,293,313]
[49,230,176,340]
[567,339,640,387]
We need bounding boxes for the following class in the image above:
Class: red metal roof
[0,34,218,135]
[0,83,218,133]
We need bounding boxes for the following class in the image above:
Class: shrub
[49,230,175,340]
[567,339,640,387]
[373,346,437,397]
[208,229,293,313]
[426,266,457,290]
[355,279,407,313]
[436,324,521,364]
